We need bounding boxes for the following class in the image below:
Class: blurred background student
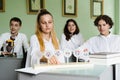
[60,19,84,62]
[0,17,29,67]
[0,17,29,57]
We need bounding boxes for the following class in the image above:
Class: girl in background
[60,19,84,62]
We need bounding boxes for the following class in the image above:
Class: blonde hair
[35,9,59,52]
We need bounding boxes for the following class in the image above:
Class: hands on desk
[0,51,11,55]
[0,51,16,57]
[48,55,60,65]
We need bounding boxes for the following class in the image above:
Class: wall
[0,0,116,41]
[104,0,115,33]
[115,0,120,34]
[45,0,98,40]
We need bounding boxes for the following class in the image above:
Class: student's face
[10,21,21,35]
[39,14,54,34]
[67,21,76,34]
[97,19,110,36]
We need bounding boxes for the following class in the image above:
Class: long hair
[35,9,59,52]
[64,19,79,41]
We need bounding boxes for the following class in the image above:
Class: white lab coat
[26,35,65,67]
[0,32,29,57]
[77,33,120,53]
[60,33,84,62]
[60,33,84,51]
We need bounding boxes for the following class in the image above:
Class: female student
[27,9,65,67]
[60,19,84,62]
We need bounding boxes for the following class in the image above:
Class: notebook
[89,52,120,59]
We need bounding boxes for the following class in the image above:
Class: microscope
[6,36,16,57]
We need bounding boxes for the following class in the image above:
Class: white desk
[16,53,120,80]
[16,63,113,80]
[90,56,120,80]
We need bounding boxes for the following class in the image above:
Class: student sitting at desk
[60,19,84,62]
[26,9,65,67]
[76,15,120,54]
[0,17,29,57]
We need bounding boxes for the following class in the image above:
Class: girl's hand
[48,55,60,65]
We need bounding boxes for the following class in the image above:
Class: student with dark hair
[76,15,120,54]
[60,19,84,62]
[0,17,29,58]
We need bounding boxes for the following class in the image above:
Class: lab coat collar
[99,32,112,38]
